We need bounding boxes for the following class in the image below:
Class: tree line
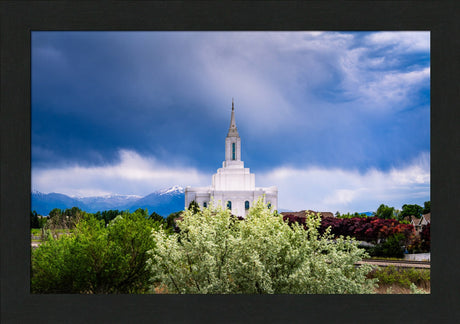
[334,201,430,221]
[31,207,182,232]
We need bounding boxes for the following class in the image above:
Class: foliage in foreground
[31,209,160,294]
[368,265,430,289]
[148,199,377,294]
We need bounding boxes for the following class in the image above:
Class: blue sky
[31,31,430,213]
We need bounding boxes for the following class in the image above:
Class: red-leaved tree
[282,213,415,245]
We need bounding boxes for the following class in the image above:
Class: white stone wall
[212,167,255,191]
[184,186,211,208]
[185,186,278,218]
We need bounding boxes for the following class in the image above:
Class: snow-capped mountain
[157,185,185,195]
[31,186,185,216]
[124,186,185,216]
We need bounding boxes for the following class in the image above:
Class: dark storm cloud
[32,32,225,170]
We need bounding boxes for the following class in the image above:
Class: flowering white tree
[148,199,376,294]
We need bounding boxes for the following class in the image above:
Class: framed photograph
[2,1,458,323]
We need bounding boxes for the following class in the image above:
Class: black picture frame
[1,1,459,323]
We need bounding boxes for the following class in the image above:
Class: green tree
[31,210,40,229]
[39,216,47,228]
[422,201,431,214]
[400,204,423,218]
[104,209,161,293]
[188,200,201,214]
[31,231,80,293]
[93,209,121,225]
[133,208,149,218]
[63,206,83,219]
[371,233,405,258]
[31,210,160,293]
[149,199,376,294]
[149,211,165,224]
[165,211,183,230]
[45,207,84,231]
[48,208,62,218]
[373,204,396,220]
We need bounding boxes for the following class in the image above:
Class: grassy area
[368,265,430,294]
[31,228,73,233]
[374,283,429,294]
[53,228,72,234]
[31,228,42,235]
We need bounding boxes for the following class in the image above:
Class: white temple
[185,99,278,217]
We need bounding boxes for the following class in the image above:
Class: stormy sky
[31,31,430,213]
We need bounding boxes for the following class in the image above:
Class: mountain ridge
[31,186,185,216]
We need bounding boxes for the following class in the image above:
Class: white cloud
[258,152,430,213]
[327,32,430,112]
[337,48,430,111]
[32,149,209,197]
[357,67,430,108]
[365,31,430,52]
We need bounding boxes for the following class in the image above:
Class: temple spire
[227,98,239,137]
[225,98,241,163]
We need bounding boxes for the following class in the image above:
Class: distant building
[403,213,431,234]
[185,100,278,217]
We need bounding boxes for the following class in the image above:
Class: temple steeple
[227,98,239,137]
[184,97,278,218]
[225,99,242,164]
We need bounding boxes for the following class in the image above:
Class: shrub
[406,222,430,253]
[370,234,406,258]
[31,210,161,293]
[420,223,430,252]
[369,265,430,289]
[148,199,376,294]
[284,214,416,246]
